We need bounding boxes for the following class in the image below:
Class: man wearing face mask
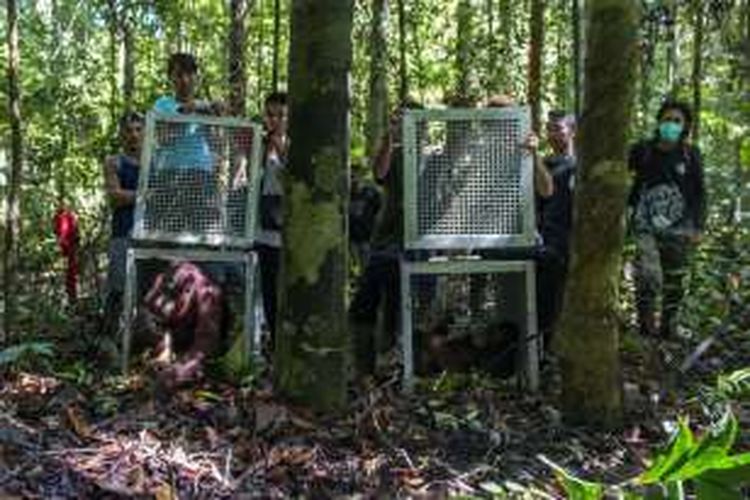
[628,100,706,339]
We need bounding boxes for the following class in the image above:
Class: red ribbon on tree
[53,208,79,303]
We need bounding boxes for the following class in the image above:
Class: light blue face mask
[658,121,683,143]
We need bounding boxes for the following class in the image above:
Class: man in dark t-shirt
[537,111,577,349]
[350,104,417,378]
[628,100,705,339]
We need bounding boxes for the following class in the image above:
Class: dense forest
[1,0,750,497]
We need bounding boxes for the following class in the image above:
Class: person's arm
[372,131,394,183]
[534,159,554,198]
[103,156,136,208]
[521,131,553,198]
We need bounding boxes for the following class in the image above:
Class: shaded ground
[2,322,748,499]
[2,229,750,498]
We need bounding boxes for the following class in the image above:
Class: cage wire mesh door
[400,259,539,391]
[403,107,536,250]
[121,248,259,373]
[133,112,263,247]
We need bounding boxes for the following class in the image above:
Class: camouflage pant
[634,233,692,335]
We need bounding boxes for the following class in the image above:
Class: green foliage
[0,341,55,370]
[544,370,750,499]
[715,368,750,400]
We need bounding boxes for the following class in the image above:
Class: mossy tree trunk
[366,0,389,160]
[276,0,353,412]
[397,0,408,103]
[556,0,640,429]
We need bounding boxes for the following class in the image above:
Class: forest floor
[1,311,749,499]
[2,229,750,498]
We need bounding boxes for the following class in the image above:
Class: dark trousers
[349,251,400,376]
[257,244,280,348]
[634,233,691,336]
[536,251,568,350]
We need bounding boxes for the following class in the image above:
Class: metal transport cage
[402,107,536,251]
[400,258,539,391]
[121,247,259,372]
[132,112,263,248]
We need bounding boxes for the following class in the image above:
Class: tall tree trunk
[229,0,249,116]
[455,0,473,100]
[528,0,545,133]
[397,0,408,103]
[366,0,389,159]
[690,0,704,142]
[4,0,24,342]
[277,0,353,412]
[486,0,496,94]
[108,0,120,132]
[557,0,640,429]
[271,0,281,92]
[497,0,512,93]
[572,0,582,117]
[122,8,135,113]
[665,0,678,93]
[256,0,266,110]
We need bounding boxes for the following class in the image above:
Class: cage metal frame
[132,112,263,248]
[399,258,539,392]
[402,107,536,250]
[121,247,259,372]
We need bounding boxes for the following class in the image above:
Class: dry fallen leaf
[65,405,93,439]
[154,482,176,500]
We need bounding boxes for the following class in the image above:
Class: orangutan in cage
[143,261,230,390]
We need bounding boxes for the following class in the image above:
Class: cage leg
[121,248,136,374]
[400,259,415,392]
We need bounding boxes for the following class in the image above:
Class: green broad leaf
[716,368,750,400]
[539,456,604,500]
[638,419,695,484]
[665,481,685,500]
[478,481,506,496]
[666,411,738,481]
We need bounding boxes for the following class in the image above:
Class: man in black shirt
[537,111,577,350]
[628,100,705,338]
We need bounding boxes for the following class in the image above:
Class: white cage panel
[121,248,259,372]
[133,113,262,247]
[400,259,538,391]
[403,108,535,250]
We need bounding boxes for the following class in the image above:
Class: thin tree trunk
[528,0,544,133]
[4,0,24,342]
[256,0,265,110]
[572,0,582,117]
[366,0,389,159]
[123,8,135,112]
[486,0,497,95]
[557,0,640,429]
[690,0,704,142]
[455,0,473,100]
[277,0,353,412]
[271,0,281,92]
[397,0,408,103]
[497,0,512,93]
[666,0,678,92]
[108,0,119,130]
[229,0,249,116]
